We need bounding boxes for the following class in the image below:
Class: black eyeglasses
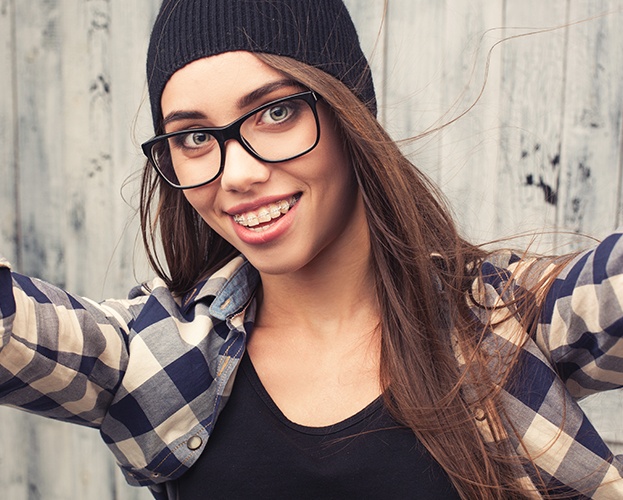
[141,90,321,189]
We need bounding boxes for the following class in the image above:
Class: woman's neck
[248,238,382,427]
[254,231,378,342]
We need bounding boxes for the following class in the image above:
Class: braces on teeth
[233,196,298,227]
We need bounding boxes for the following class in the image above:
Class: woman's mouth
[232,194,301,230]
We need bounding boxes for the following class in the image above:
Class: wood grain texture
[495,2,569,252]
[558,0,623,247]
[0,1,622,497]
[1,1,156,498]
[382,0,446,184]
[0,0,17,266]
[436,1,505,242]
[13,0,67,287]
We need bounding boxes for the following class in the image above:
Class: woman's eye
[182,131,212,148]
[261,104,293,124]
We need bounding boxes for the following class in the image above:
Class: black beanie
[146,0,376,131]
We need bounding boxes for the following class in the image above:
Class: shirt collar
[180,255,260,320]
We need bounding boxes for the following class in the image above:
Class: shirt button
[187,436,203,450]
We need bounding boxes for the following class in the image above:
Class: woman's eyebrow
[162,79,300,127]
[162,110,206,128]
[236,79,300,109]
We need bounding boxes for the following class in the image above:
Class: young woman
[1,0,622,498]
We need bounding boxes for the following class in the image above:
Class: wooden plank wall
[0,0,621,497]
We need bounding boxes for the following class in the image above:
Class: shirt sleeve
[0,257,149,427]
[534,231,623,398]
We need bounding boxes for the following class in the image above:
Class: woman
[1,0,622,498]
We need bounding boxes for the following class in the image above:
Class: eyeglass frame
[141,90,321,190]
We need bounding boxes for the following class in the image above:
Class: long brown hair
[140,54,561,498]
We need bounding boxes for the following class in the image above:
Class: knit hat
[146,0,376,130]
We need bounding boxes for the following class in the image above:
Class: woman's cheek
[184,188,218,221]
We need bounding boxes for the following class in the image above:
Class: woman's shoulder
[471,232,623,398]
[478,230,623,289]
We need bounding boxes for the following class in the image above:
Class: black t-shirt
[174,353,460,499]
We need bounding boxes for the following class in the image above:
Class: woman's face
[160,51,369,276]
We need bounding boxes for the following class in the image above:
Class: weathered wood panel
[0,0,17,265]
[558,0,623,246]
[382,0,447,183]
[14,0,66,287]
[59,0,156,299]
[1,1,157,498]
[494,2,569,252]
[437,1,505,241]
[1,1,622,497]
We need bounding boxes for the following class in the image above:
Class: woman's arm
[0,256,148,427]
[533,232,623,398]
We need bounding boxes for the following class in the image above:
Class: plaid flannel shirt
[1,232,623,499]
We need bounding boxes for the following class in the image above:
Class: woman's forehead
[165,51,277,92]
[161,52,299,122]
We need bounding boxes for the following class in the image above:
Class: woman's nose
[219,139,271,192]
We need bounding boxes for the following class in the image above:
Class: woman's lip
[230,195,299,245]
[226,193,300,216]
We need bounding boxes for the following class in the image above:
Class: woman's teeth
[233,195,299,228]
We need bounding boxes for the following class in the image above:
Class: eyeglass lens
[148,95,318,188]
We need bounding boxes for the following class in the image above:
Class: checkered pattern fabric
[1,233,623,498]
